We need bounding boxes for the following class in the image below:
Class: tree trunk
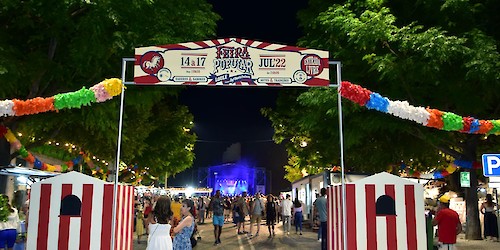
[0,138,10,194]
[465,170,482,239]
[462,135,482,240]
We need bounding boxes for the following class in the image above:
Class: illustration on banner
[134,38,329,87]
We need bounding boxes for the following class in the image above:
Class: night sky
[168,0,309,193]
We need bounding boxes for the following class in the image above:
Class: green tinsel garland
[0,195,11,222]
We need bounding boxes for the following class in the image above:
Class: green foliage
[0,0,219,178]
[268,0,499,181]
[0,195,11,222]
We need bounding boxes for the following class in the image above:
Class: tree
[0,0,219,178]
[264,0,500,239]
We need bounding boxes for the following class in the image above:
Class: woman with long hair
[173,199,195,250]
[0,194,20,250]
[480,194,498,241]
[146,196,173,250]
[293,198,303,235]
[265,195,278,238]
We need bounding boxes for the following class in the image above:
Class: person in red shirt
[432,194,462,250]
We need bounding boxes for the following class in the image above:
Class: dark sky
[168,0,309,193]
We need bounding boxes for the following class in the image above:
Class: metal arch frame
[110,58,348,250]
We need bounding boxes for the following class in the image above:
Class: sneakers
[287,232,290,235]
[300,231,303,235]
[318,239,321,242]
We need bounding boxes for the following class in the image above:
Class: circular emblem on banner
[300,55,324,77]
[157,68,172,82]
[293,70,307,84]
[140,51,164,75]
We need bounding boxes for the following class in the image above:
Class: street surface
[134,218,320,250]
[132,217,500,249]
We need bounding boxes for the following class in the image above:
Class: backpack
[190,224,198,247]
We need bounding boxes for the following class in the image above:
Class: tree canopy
[0,0,220,180]
[264,0,499,239]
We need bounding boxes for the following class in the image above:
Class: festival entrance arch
[114,38,348,249]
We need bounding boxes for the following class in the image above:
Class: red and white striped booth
[328,172,426,250]
[27,171,134,250]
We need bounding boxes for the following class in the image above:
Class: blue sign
[482,154,500,177]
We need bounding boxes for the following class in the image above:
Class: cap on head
[439,194,451,204]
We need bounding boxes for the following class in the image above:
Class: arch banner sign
[134,38,329,87]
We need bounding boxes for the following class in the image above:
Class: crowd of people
[133,189,327,249]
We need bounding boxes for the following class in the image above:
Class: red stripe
[334,187,338,250]
[101,184,114,250]
[365,184,377,250]
[79,184,94,250]
[245,40,254,46]
[224,38,230,43]
[405,185,417,250]
[37,184,52,250]
[256,42,271,49]
[335,186,344,249]
[235,38,242,43]
[194,41,209,48]
[305,78,330,87]
[326,187,334,249]
[157,44,188,50]
[134,55,141,65]
[211,39,220,45]
[119,186,126,250]
[340,185,344,250]
[385,185,397,250]
[128,187,134,250]
[276,45,307,52]
[346,184,357,249]
[58,184,73,250]
[133,75,160,84]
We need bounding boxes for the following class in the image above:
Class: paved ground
[133,218,320,250]
[132,218,500,249]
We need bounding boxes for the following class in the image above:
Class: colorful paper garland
[339,81,500,135]
[0,78,123,117]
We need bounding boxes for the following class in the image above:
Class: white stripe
[355,184,367,249]
[375,185,387,250]
[26,183,41,249]
[46,184,62,249]
[90,183,104,249]
[68,184,83,250]
[413,185,426,250]
[335,186,341,250]
[396,185,408,250]
[263,44,284,50]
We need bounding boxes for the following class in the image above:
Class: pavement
[133,217,320,250]
[455,234,500,250]
[132,218,500,249]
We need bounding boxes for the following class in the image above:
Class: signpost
[460,172,470,187]
[482,154,500,177]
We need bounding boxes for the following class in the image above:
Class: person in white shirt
[281,194,293,235]
[0,194,20,250]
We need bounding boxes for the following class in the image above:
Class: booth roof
[0,166,59,178]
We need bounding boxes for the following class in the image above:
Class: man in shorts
[210,190,225,245]
[237,191,249,235]
[432,194,462,250]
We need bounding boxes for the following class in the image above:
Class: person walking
[480,194,498,241]
[209,190,225,245]
[315,188,328,249]
[281,194,293,235]
[293,198,303,235]
[171,197,182,228]
[173,199,196,250]
[0,195,20,250]
[249,193,264,237]
[432,194,462,250]
[236,192,249,235]
[146,196,173,250]
[265,195,278,238]
[136,204,145,244]
[197,197,206,224]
